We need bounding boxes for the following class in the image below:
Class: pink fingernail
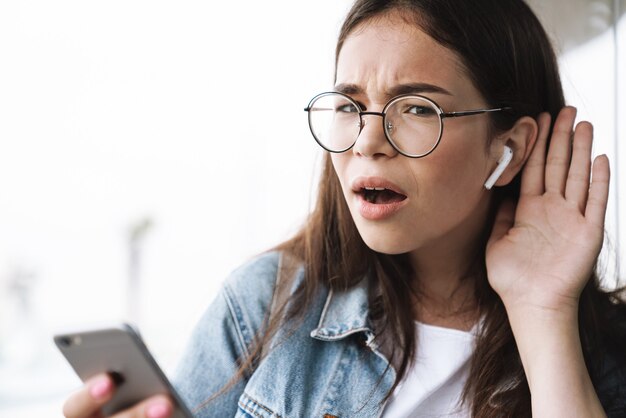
[146,402,171,418]
[89,378,112,400]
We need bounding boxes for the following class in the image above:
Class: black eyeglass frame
[304,91,513,158]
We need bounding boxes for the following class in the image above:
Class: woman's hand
[62,373,174,418]
[485,106,610,417]
[485,106,610,314]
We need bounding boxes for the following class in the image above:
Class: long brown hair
[225,1,626,416]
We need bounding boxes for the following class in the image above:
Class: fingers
[565,121,593,212]
[528,107,606,222]
[520,112,550,196]
[110,395,173,418]
[585,155,610,228]
[544,107,576,195]
[63,373,174,418]
[63,373,114,418]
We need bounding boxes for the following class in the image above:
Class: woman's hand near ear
[485,106,609,417]
[486,106,609,312]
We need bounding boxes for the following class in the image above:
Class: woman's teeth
[361,188,407,204]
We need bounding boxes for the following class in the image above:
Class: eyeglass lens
[307,93,442,156]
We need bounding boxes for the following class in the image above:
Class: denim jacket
[173,252,626,418]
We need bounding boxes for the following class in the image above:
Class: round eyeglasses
[304,92,512,158]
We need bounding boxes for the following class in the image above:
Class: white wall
[0,1,353,413]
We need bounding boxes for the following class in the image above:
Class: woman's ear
[487,116,539,188]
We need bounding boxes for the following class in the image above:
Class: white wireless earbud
[484,145,514,190]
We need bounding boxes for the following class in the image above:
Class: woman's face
[332,14,499,259]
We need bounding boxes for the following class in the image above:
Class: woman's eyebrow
[334,82,453,97]
[389,83,453,97]
[334,83,363,95]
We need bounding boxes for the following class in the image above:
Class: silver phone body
[54,323,193,418]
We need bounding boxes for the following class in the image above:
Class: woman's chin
[359,233,413,255]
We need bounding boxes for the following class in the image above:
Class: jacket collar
[309,274,374,341]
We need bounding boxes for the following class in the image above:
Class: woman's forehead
[335,15,471,100]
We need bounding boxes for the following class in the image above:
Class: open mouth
[360,187,408,204]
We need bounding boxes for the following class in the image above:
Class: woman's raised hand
[62,373,174,418]
[485,106,610,314]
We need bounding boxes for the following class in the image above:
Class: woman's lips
[350,176,409,221]
[356,192,408,220]
[350,176,407,196]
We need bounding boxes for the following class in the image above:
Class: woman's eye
[405,105,435,116]
[336,103,359,113]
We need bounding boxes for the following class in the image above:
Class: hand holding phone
[55,323,193,418]
[63,372,174,418]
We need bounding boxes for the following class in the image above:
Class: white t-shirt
[381,320,479,418]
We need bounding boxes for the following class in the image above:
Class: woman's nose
[352,114,398,158]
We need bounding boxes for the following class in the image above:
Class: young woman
[63,0,626,417]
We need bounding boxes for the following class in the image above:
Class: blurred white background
[0,1,624,416]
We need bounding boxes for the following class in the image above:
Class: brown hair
[221,1,626,416]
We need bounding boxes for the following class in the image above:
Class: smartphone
[54,323,194,418]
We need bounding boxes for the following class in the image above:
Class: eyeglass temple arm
[441,107,512,119]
